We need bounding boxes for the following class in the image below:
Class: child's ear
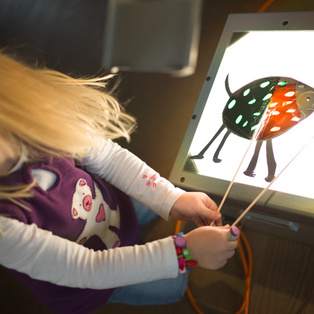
[72,207,79,218]
[79,179,87,186]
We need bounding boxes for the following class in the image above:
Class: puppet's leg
[244,140,263,177]
[213,130,231,163]
[265,138,276,182]
[190,125,225,159]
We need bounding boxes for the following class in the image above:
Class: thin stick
[232,134,314,226]
[210,124,264,226]
[216,135,255,214]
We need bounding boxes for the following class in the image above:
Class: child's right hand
[184,225,238,270]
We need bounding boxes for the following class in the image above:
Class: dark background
[0,0,313,313]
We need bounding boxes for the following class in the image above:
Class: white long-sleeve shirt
[0,138,185,312]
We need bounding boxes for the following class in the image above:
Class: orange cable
[175,220,182,234]
[258,0,276,12]
[236,231,248,314]
[240,228,253,314]
[186,285,204,314]
[235,226,253,314]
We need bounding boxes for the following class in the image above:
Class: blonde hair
[0,51,136,203]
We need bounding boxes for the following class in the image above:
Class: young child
[0,51,238,313]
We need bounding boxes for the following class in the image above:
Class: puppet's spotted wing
[222,77,280,140]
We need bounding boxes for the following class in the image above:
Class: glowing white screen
[188,31,314,199]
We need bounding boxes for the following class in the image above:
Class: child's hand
[184,225,238,270]
[170,192,222,226]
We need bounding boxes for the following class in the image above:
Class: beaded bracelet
[172,232,197,273]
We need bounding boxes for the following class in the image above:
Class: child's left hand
[170,192,222,226]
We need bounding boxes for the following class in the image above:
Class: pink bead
[178,257,185,266]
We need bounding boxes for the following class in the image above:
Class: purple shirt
[0,158,140,313]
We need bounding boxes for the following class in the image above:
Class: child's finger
[230,226,240,241]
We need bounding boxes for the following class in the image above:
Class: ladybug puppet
[190,75,314,182]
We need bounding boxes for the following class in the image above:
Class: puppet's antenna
[232,134,314,226]
[225,74,232,96]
